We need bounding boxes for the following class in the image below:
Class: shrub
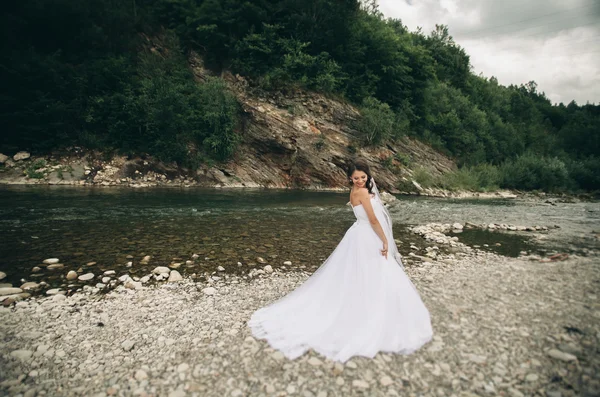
[499,153,570,191]
[355,97,395,145]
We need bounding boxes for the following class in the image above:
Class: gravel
[0,244,598,396]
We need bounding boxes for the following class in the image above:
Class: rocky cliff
[0,52,497,196]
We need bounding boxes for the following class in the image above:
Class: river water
[1,186,598,288]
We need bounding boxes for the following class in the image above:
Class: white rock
[0,287,23,296]
[547,349,577,362]
[140,276,150,283]
[121,340,135,351]
[452,223,463,230]
[134,369,148,381]
[45,288,63,295]
[380,376,393,386]
[264,265,273,273]
[102,277,111,284]
[217,266,225,272]
[66,271,78,280]
[0,153,8,163]
[125,280,142,289]
[118,274,130,282]
[352,380,369,388]
[10,349,33,361]
[202,287,216,296]
[308,357,323,366]
[177,363,190,373]
[20,282,39,291]
[78,273,94,281]
[13,151,31,161]
[47,263,64,269]
[52,294,66,302]
[168,270,183,282]
[103,270,116,276]
[283,261,292,266]
[153,266,170,275]
[0,271,6,280]
[43,258,60,264]
[525,373,539,382]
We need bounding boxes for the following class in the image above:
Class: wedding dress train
[248,196,433,362]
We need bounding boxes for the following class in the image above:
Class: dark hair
[346,159,373,194]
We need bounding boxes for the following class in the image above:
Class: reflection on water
[0,185,597,288]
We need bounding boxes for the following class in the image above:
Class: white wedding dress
[248,194,433,363]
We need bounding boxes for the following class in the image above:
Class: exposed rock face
[190,52,456,193]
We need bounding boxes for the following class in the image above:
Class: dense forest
[1,0,599,192]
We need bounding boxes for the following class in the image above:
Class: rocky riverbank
[0,225,598,397]
[0,148,519,200]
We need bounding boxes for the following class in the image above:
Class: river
[0,186,598,288]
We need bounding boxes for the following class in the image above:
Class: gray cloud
[378,0,600,104]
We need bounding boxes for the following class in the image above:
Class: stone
[0,153,8,163]
[125,280,142,290]
[13,151,31,161]
[308,357,323,366]
[525,373,539,382]
[66,271,78,280]
[547,349,577,362]
[177,363,189,373]
[0,287,23,296]
[380,376,393,386]
[168,270,183,282]
[134,369,148,381]
[20,282,39,291]
[45,288,63,295]
[352,380,369,388]
[121,340,135,351]
[452,223,463,230]
[202,287,216,296]
[43,258,60,264]
[264,265,273,273]
[103,270,116,276]
[283,261,292,266]
[78,273,95,281]
[47,263,65,269]
[152,266,170,275]
[10,349,33,361]
[0,271,6,280]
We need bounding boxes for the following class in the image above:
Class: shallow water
[0,186,598,288]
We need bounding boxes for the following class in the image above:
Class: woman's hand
[381,241,388,258]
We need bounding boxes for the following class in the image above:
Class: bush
[567,156,600,191]
[195,77,242,161]
[499,153,570,191]
[355,97,395,145]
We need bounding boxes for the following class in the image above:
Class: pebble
[66,270,78,280]
[168,270,183,282]
[0,271,6,280]
[352,380,369,388]
[202,287,216,296]
[43,258,60,264]
[547,349,577,362]
[78,273,95,281]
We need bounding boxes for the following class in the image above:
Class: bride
[248,160,433,362]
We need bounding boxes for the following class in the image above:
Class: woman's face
[350,170,368,188]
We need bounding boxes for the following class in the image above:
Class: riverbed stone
[0,271,6,280]
[152,266,170,275]
[13,151,31,161]
[168,270,183,282]
[78,273,95,281]
[0,287,22,296]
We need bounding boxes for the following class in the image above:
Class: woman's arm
[358,190,389,258]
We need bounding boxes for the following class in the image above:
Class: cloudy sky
[378,0,600,105]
